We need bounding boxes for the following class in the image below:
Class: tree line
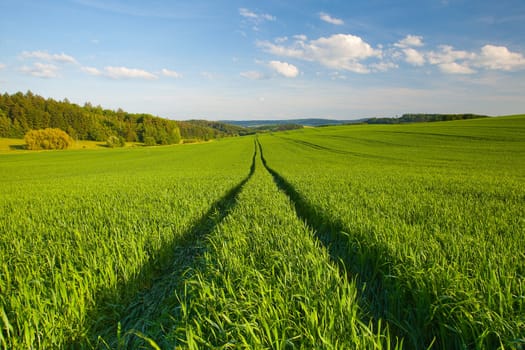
[0,91,246,144]
[365,113,488,124]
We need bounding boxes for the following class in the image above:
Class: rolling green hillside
[1,116,523,349]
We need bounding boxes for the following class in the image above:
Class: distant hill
[222,114,489,128]
[221,118,360,128]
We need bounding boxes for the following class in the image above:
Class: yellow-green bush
[24,128,74,150]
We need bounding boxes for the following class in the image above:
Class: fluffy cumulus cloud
[426,45,477,74]
[161,68,182,78]
[20,63,59,78]
[268,60,299,78]
[395,35,424,48]
[403,48,425,66]
[81,66,157,79]
[319,12,344,25]
[477,45,525,71]
[394,35,425,66]
[259,34,382,73]
[258,32,525,75]
[263,34,525,75]
[20,50,77,64]
[427,45,475,65]
[422,44,525,74]
[438,62,476,74]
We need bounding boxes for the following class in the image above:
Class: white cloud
[258,41,304,59]
[319,12,344,25]
[477,45,525,71]
[161,68,182,78]
[105,66,157,80]
[20,63,59,78]
[18,50,76,78]
[259,34,381,73]
[0,63,5,70]
[81,66,102,76]
[239,8,275,22]
[240,70,267,80]
[393,35,425,67]
[422,44,525,74]
[425,45,477,74]
[258,33,525,76]
[275,36,288,43]
[20,50,78,64]
[403,48,425,66]
[268,60,299,78]
[82,66,157,79]
[427,45,475,65]
[395,35,424,48]
[438,62,476,74]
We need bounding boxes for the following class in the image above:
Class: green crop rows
[1,116,524,349]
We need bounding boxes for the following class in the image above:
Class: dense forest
[0,91,248,144]
[365,113,488,124]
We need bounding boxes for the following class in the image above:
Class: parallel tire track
[256,138,417,349]
[79,142,258,348]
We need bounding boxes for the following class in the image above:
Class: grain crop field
[0,138,254,348]
[258,115,525,349]
[1,116,524,349]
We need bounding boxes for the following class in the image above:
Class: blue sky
[1,0,524,120]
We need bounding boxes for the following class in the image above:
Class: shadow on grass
[258,138,515,350]
[8,144,26,150]
[70,143,257,349]
[256,139,439,350]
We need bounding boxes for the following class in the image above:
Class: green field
[1,116,524,349]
